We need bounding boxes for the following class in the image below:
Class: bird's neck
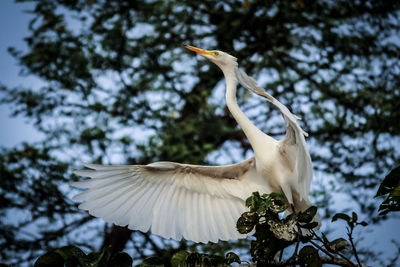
[223,68,238,102]
[224,67,274,156]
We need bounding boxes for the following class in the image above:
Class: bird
[72,45,319,244]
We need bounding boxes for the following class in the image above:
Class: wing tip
[70,180,88,189]
[73,169,90,177]
[72,193,83,201]
[82,162,102,169]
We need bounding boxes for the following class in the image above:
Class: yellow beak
[183,45,213,56]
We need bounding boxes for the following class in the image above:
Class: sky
[0,0,399,265]
[0,0,44,147]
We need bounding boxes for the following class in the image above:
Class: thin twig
[279,247,284,262]
[309,239,335,259]
[293,240,300,258]
[272,256,358,266]
[336,251,356,267]
[347,227,362,267]
[312,233,355,266]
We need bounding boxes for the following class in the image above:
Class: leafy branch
[34,166,400,267]
[375,165,400,215]
[134,192,368,267]
[233,192,368,267]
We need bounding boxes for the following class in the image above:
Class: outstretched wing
[72,157,270,243]
[235,68,312,200]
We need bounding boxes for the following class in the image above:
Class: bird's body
[72,45,318,243]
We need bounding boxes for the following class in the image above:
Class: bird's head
[184,45,238,72]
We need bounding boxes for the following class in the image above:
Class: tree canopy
[1,0,400,265]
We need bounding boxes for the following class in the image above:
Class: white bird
[72,45,318,243]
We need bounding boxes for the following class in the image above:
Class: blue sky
[0,0,44,147]
[0,0,399,265]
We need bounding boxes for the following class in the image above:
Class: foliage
[46,192,375,266]
[238,193,313,264]
[233,192,369,266]
[375,165,400,215]
[1,0,400,265]
[34,245,132,267]
[138,250,241,267]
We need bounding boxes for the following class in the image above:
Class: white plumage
[72,159,268,243]
[72,45,319,243]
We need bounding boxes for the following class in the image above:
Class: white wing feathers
[235,68,313,200]
[72,157,270,243]
[235,68,307,137]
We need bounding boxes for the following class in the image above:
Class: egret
[72,45,319,243]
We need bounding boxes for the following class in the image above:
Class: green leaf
[34,252,64,267]
[35,246,91,267]
[247,192,261,203]
[245,192,287,213]
[332,213,351,223]
[171,251,189,267]
[268,192,287,213]
[297,206,318,223]
[358,221,368,227]
[376,166,400,197]
[34,245,133,267]
[376,166,400,215]
[55,246,87,261]
[245,192,263,211]
[185,252,202,265]
[236,211,258,234]
[352,212,358,222]
[390,186,400,197]
[224,252,241,264]
[202,254,224,266]
[300,221,319,229]
[88,246,112,266]
[327,238,349,252]
[299,245,322,267]
[378,196,400,215]
[138,256,164,267]
[245,194,253,207]
[283,212,297,223]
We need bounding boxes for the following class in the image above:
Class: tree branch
[270,256,360,266]
[348,227,362,267]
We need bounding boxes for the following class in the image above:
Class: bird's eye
[213,52,219,57]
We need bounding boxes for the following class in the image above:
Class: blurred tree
[1,0,399,265]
